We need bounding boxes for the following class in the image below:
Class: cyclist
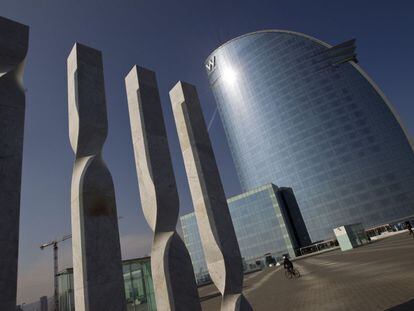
[405,221,414,237]
[283,255,293,273]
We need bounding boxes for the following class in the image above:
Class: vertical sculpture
[170,82,253,311]
[125,66,201,311]
[67,43,126,311]
[0,17,29,311]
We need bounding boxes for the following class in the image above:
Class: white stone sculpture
[170,81,253,311]
[67,43,126,311]
[125,66,201,311]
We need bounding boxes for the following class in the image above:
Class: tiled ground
[199,232,414,311]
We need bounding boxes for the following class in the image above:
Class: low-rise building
[181,183,311,283]
[57,257,156,311]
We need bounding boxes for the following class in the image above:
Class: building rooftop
[57,256,151,275]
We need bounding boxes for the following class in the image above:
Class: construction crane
[40,216,123,311]
[40,234,71,311]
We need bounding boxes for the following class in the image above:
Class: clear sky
[1,0,413,304]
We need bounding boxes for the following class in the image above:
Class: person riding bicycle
[405,221,414,237]
[283,256,293,273]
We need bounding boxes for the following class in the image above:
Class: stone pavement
[199,233,414,311]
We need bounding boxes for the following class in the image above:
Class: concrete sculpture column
[125,66,201,311]
[0,16,29,311]
[67,43,125,311]
[170,82,253,311]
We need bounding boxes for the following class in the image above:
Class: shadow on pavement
[386,299,414,310]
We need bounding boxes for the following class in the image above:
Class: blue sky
[1,0,413,304]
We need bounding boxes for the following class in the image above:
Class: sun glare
[222,67,237,85]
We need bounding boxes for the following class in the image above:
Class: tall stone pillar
[67,43,126,311]
[170,82,253,311]
[125,66,201,311]
[0,16,29,311]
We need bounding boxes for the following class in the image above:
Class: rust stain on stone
[87,197,114,217]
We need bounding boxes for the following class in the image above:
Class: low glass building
[57,269,74,311]
[180,183,310,283]
[57,257,156,311]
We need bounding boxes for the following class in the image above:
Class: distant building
[181,183,310,283]
[57,257,156,311]
[205,30,414,242]
[17,297,52,311]
[40,296,48,311]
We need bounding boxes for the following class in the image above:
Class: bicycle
[284,267,301,279]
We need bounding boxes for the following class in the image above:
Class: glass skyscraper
[181,183,310,283]
[205,30,414,241]
[57,257,156,311]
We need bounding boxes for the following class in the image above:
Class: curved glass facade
[205,30,414,241]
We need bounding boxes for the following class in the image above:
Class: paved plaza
[199,233,414,311]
